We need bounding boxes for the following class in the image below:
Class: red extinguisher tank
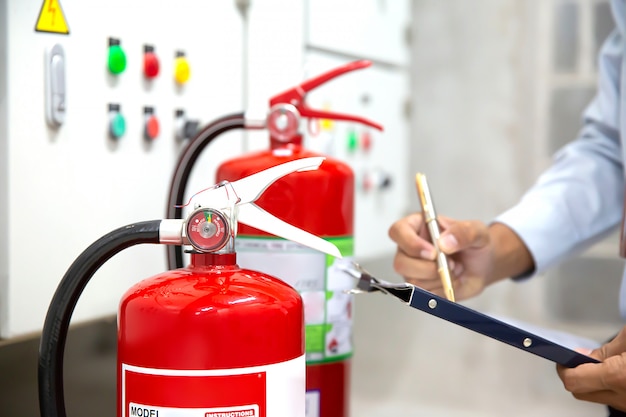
[216,61,383,417]
[118,252,305,417]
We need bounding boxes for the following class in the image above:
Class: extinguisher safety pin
[215,180,242,206]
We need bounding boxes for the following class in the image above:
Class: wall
[0,0,9,336]
[349,0,619,416]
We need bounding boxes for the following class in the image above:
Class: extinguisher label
[122,355,304,417]
[304,390,320,417]
[236,237,354,364]
[129,403,259,417]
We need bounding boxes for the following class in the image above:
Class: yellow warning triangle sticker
[35,0,70,35]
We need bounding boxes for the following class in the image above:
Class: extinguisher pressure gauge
[186,208,230,252]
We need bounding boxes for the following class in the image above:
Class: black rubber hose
[166,113,246,270]
[38,220,162,417]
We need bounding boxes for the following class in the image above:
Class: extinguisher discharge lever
[269,60,384,132]
[180,157,324,210]
[164,157,342,258]
[224,157,324,206]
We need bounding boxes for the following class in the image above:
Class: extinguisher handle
[300,60,371,95]
[269,60,383,131]
[181,157,343,258]
[298,107,383,131]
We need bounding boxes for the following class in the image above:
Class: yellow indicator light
[174,56,191,84]
[320,118,334,131]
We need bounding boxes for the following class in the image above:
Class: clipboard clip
[340,261,414,304]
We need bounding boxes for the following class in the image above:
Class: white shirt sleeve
[495,25,625,278]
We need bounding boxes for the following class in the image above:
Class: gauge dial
[186,208,230,252]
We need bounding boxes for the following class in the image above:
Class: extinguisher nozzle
[338,260,414,303]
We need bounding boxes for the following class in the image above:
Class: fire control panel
[0,0,245,338]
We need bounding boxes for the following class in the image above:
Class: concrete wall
[349,0,620,416]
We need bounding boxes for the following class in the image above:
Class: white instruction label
[236,237,354,363]
[304,391,320,417]
[129,403,259,417]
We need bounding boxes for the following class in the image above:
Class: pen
[415,173,456,302]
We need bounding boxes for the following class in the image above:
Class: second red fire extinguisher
[166,60,383,417]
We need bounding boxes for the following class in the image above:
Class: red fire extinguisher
[165,60,383,417]
[38,158,342,417]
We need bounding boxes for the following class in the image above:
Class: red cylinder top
[216,146,354,237]
[118,253,304,369]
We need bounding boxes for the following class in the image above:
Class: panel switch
[107,38,127,75]
[143,45,160,79]
[144,107,160,140]
[45,44,66,127]
[108,103,126,140]
[174,109,199,141]
[174,51,191,84]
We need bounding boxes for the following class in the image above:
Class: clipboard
[350,268,600,368]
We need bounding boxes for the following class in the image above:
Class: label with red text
[122,355,304,417]
[128,403,259,417]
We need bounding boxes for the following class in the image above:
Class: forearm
[487,28,623,282]
[486,222,534,285]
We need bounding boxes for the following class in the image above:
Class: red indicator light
[145,116,160,140]
[143,45,159,78]
[361,131,372,152]
[144,107,160,140]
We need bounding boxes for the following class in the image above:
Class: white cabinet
[0,0,245,338]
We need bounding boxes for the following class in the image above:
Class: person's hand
[557,327,626,411]
[388,213,494,301]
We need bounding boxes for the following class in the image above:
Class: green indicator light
[108,45,127,75]
[110,113,126,139]
[347,130,358,152]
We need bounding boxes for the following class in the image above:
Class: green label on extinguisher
[236,236,354,364]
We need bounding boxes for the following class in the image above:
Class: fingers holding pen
[437,217,490,254]
[392,247,440,289]
[387,213,487,260]
[388,212,436,259]
[389,213,464,292]
[389,211,493,301]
